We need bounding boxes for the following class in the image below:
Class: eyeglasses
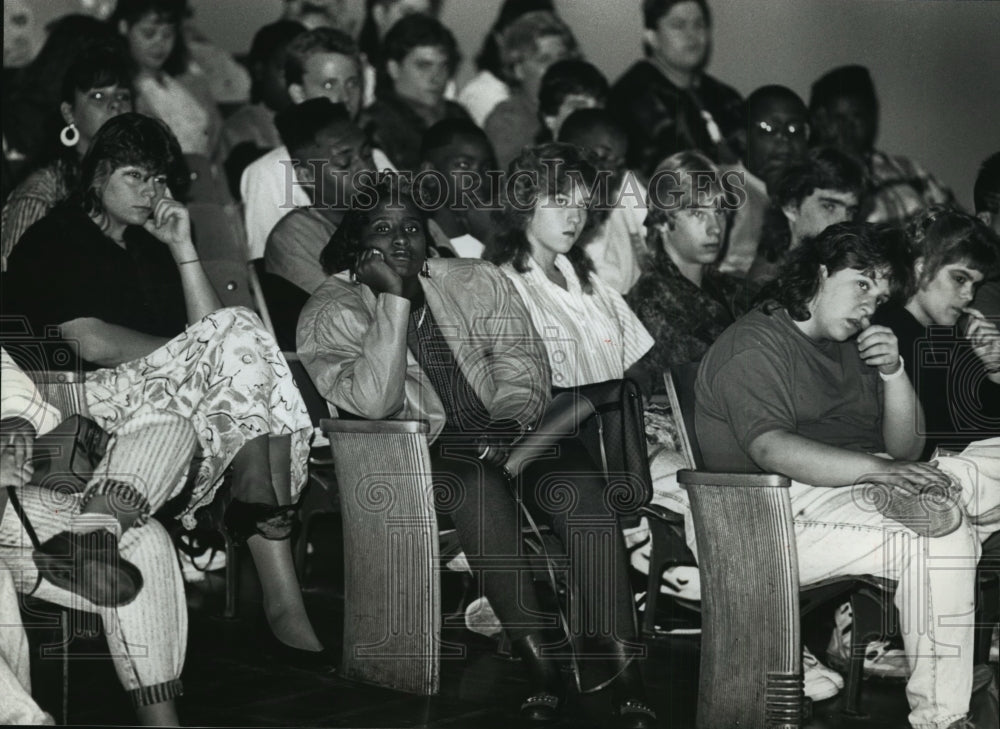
[755,120,808,139]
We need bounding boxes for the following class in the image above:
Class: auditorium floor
[41,517,994,729]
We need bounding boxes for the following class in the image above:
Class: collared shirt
[626,254,755,390]
[1,347,61,435]
[501,254,654,389]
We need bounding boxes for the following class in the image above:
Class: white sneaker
[803,645,844,701]
[827,601,910,681]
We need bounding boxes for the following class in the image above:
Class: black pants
[431,435,638,656]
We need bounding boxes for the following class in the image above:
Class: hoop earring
[60,123,80,148]
[420,260,431,278]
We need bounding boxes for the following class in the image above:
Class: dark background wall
[21,0,1000,211]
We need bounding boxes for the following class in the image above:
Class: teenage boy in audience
[484,10,578,169]
[417,118,497,258]
[221,20,306,195]
[748,146,864,286]
[971,151,1000,316]
[610,0,743,180]
[559,108,648,294]
[693,221,998,729]
[719,85,810,277]
[361,14,469,174]
[809,64,956,227]
[240,27,392,261]
[536,59,608,141]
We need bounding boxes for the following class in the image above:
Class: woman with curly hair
[299,178,654,728]
[4,113,327,667]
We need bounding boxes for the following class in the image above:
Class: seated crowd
[1,1,998,728]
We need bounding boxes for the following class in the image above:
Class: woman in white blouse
[488,142,654,391]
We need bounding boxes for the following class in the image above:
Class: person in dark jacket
[609,0,743,181]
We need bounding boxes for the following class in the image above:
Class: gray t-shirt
[695,308,885,472]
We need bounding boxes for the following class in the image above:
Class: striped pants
[0,410,196,708]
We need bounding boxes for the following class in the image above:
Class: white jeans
[649,437,1000,729]
[0,562,54,725]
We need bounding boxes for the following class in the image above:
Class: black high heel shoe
[512,634,564,723]
[611,659,657,729]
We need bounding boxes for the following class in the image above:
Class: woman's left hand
[964,308,1000,378]
[143,189,194,256]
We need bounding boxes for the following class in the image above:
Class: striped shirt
[501,255,654,389]
[1,161,70,271]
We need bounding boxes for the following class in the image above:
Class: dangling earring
[420,260,431,278]
[60,123,80,148]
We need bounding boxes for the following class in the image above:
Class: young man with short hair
[240,27,392,261]
[362,13,469,174]
[748,146,864,285]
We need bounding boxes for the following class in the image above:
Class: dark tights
[431,436,637,656]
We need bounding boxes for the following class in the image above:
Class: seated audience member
[610,0,743,181]
[362,14,469,174]
[484,10,578,169]
[559,109,649,294]
[748,146,864,286]
[874,211,1000,459]
[3,113,327,663]
[692,221,998,728]
[457,0,555,126]
[358,0,442,108]
[718,84,810,276]
[972,151,1000,316]
[488,142,654,389]
[536,59,608,141]
[417,118,497,257]
[2,14,120,193]
[114,0,247,262]
[2,43,136,270]
[1,346,195,725]
[298,179,655,728]
[220,20,306,197]
[627,151,753,390]
[264,99,375,347]
[809,64,956,226]
[240,27,392,261]
[283,0,354,32]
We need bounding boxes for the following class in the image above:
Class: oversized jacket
[296,258,551,442]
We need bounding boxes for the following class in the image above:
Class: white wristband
[879,356,905,381]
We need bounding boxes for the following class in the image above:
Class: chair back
[320,418,441,696]
[663,362,704,469]
[555,378,652,523]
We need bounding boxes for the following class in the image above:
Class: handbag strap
[6,487,41,550]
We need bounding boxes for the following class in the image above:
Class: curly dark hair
[907,207,1000,290]
[764,221,909,321]
[487,142,598,292]
[79,112,188,215]
[320,177,429,275]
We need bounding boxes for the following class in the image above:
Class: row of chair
[17,346,999,729]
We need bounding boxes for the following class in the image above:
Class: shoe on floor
[803,645,844,702]
[827,601,910,680]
